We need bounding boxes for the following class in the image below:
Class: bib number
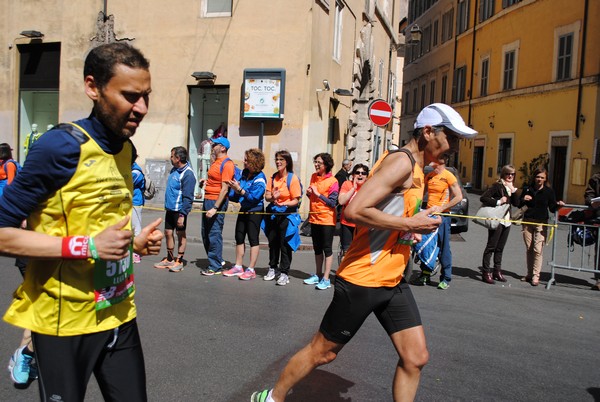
[94,247,135,310]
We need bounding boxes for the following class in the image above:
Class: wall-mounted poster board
[242,69,285,120]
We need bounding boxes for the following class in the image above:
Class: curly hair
[351,163,369,176]
[245,148,265,173]
[84,43,149,89]
[314,152,334,173]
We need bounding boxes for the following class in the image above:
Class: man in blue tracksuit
[154,146,196,272]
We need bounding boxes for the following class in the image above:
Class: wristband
[62,236,90,259]
[88,236,99,260]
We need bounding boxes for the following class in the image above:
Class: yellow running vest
[3,124,136,336]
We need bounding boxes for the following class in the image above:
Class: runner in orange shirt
[252,103,478,402]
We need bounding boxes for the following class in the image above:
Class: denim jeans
[438,216,452,282]
[202,198,228,270]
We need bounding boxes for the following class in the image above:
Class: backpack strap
[220,157,233,174]
[53,123,89,145]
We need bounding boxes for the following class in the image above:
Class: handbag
[473,204,510,230]
[510,205,528,222]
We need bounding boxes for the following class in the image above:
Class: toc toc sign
[368,99,393,127]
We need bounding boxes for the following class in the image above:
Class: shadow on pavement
[288,369,354,402]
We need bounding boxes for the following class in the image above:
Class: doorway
[18,42,61,163]
[550,138,568,199]
[188,86,230,181]
[472,145,484,189]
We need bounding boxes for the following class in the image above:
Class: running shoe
[412,273,431,286]
[154,258,174,269]
[201,268,222,276]
[251,389,272,402]
[303,274,320,285]
[133,253,141,264]
[8,346,33,384]
[169,260,184,273]
[239,268,256,281]
[437,280,450,290]
[276,273,289,286]
[223,266,244,277]
[264,268,276,281]
[316,278,331,290]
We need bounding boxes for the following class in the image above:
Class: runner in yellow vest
[0,43,163,401]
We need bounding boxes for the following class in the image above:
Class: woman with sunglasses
[304,153,339,290]
[337,164,369,262]
[479,165,520,284]
[519,168,564,286]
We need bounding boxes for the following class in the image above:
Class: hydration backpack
[220,157,243,201]
[144,178,157,200]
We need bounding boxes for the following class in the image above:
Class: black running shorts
[164,210,187,231]
[319,276,422,344]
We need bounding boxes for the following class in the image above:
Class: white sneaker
[264,268,276,281]
[276,273,290,286]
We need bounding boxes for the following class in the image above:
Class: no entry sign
[368,99,393,127]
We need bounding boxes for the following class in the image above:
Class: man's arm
[345,151,441,233]
[445,181,463,210]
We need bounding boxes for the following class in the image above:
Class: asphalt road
[0,192,599,401]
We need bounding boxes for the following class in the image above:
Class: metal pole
[259,121,264,150]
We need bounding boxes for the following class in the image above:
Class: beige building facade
[0,0,403,202]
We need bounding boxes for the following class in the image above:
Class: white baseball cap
[414,103,478,138]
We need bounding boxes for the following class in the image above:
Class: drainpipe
[468,0,479,126]
[574,0,589,139]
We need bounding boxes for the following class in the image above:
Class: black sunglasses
[355,171,367,176]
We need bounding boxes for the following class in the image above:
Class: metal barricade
[548,203,600,289]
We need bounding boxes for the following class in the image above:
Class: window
[412,88,418,112]
[497,138,512,173]
[441,74,448,103]
[432,20,439,47]
[480,0,494,22]
[502,0,521,9]
[556,33,573,81]
[202,0,232,17]
[430,80,436,104]
[503,50,515,90]
[480,57,489,96]
[457,0,469,35]
[333,1,344,61]
[442,9,454,43]
[453,66,467,102]
[422,24,431,54]
[421,83,426,109]
[404,91,410,113]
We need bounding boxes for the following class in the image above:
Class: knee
[400,346,429,371]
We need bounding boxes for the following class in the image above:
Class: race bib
[93,247,135,310]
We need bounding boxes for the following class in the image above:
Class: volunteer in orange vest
[303,153,339,291]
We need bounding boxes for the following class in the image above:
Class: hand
[176,215,185,229]
[134,218,163,256]
[94,217,134,261]
[198,179,206,189]
[226,179,241,192]
[272,187,281,200]
[500,196,508,205]
[353,176,359,188]
[524,195,532,201]
[309,184,320,197]
[557,200,565,207]
[206,207,217,218]
[591,200,600,209]
[409,208,442,234]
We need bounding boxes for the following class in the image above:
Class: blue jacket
[165,162,196,215]
[132,162,146,207]
[261,204,302,252]
[236,170,266,212]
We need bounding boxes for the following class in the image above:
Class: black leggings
[311,224,335,257]
[33,319,147,402]
[234,212,263,247]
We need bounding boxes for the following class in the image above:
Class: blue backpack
[0,159,22,198]
[220,157,243,201]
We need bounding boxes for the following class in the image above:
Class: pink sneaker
[133,253,141,264]
[223,266,244,277]
[239,269,256,281]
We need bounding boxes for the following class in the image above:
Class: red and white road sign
[368,99,393,127]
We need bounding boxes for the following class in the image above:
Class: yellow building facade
[401,0,599,203]
[0,0,402,203]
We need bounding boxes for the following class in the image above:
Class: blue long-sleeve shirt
[0,115,130,228]
[132,162,146,207]
[237,170,266,212]
[164,163,196,215]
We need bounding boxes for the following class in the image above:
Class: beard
[94,98,138,140]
